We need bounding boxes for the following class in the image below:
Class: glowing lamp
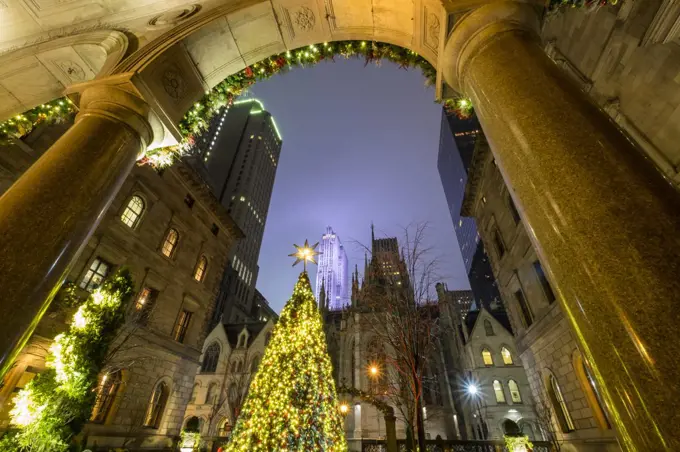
[370,365,379,376]
[339,403,349,414]
[467,384,478,395]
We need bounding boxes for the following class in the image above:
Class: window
[217,418,230,437]
[493,380,506,403]
[173,310,192,343]
[201,342,220,373]
[549,374,575,432]
[508,379,522,403]
[161,228,179,258]
[576,355,611,429]
[135,287,158,324]
[508,195,521,224]
[493,229,505,258]
[80,257,111,292]
[501,347,514,365]
[484,319,495,336]
[193,255,208,282]
[91,371,123,423]
[121,195,144,228]
[482,348,494,366]
[205,382,218,404]
[533,261,556,304]
[144,381,169,428]
[515,289,533,328]
[250,355,261,373]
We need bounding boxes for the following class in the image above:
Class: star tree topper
[289,239,320,272]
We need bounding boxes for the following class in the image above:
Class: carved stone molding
[293,6,316,31]
[642,0,680,46]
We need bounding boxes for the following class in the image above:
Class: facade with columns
[0,123,241,449]
[461,136,620,451]
[1,0,680,450]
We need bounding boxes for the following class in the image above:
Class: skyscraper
[315,226,349,311]
[191,98,282,323]
[437,111,481,272]
[437,109,502,312]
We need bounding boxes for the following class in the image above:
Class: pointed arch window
[201,342,220,373]
[482,348,494,366]
[161,228,179,258]
[193,255,208,282]
[121,195,145,228]
[549,374,575,433]
[484,319,495,336]
[144,381,169,428]
[501,347,514,365]
[91,370,123,423]
[205,382,218,404]
[508,379,522,403]
[493,380,506,404]
[250,355,261,373]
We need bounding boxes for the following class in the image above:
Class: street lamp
[467,383,478,396]
[370,365,379,377]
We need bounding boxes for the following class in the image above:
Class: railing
[360,439,552,452]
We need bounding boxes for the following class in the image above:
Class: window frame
[143,381,169,429]
[481,348,494,366]
[173,309,193,343]
[160,228,180,258]
[548,373,576,433]
[508,379,522,403]
[201,342,220,373]
[533,260,556,304]
[501,347,514,365]
[484,319,495,336]
[493,380,507,404]
[80,257,112,292]
[91,370,123,424]
[193,255,208,282]
[120,195,145,229]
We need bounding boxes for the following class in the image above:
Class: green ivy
[0,270,134,451]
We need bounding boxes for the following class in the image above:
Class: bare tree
[533,392,561,451]
[357,222,444,452]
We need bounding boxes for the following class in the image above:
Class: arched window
[217,418,230,437]
[264,332,272,346]
[121,195,144,228]
[201,342,220,373]
[575,354,611,429]
[91,370,123,423]
[228,383,238,404]
[161,228,179,258]
[508,379,522,403]
[482,348,494,366]
[205,382,218,404]
[190,383,199,403]
[144,381,169,428]
[549,373,575,433]
[193,255,208,282]
[493,380,506,404]
[250,355,261,373]
[484,319,495,336]
[501,347,514,365]
[184,416,201,433]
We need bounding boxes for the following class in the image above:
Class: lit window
[193,255,208,282]
[482,348,494,366]
[80,257,111,292]
[501,347,513,365]
[161,228,179,258]
[135,287,158,324]
[173,309,193,343]
[91,370,123,423]
[121,196,144,228]
[493,380,506,404]
[143,381,169,428]
[508,379,522,403]
[549,374,575,432]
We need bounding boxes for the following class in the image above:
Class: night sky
[250,58,469,313]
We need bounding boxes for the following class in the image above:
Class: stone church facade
[0,124,242,450]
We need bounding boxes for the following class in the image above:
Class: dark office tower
[437,109,502,312]
[437,110,481,272]
[193,98,282,323]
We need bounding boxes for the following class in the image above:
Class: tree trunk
[415,393,426,451]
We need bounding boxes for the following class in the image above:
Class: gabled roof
[465,307,513,340]
[222,321,268,348]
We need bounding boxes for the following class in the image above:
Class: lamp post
[466,382,488,440]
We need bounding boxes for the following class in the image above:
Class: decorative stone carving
[162,67,186,101]
[293,6,316,31]
[148,4,201,28]
[423,9,440,52]
[428,13,440,44]
[56,60,86,81]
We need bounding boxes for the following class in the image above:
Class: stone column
[0,79,152,378]
[384,412,397,452]
[442,3,680,451]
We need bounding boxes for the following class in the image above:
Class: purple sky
[250,58,469,313]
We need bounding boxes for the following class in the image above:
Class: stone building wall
[463,140,619,452]
[541,2,680,185]
[0,126,240,449]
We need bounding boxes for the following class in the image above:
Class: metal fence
[360,439,552,452]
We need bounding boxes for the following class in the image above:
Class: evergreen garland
[0,270,134,452]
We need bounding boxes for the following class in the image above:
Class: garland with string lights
[224,270,347,452]
[547,0,618,11]
[0,270,134,452]
[336,384,392,416]
[0,40,472,167]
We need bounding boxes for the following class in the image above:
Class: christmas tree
[224,242,347,451]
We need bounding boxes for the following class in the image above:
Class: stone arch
[0,31,129,122]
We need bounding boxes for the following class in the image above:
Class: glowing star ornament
[288,239,321,272]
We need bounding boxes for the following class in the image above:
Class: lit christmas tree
[224,241,347,452]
